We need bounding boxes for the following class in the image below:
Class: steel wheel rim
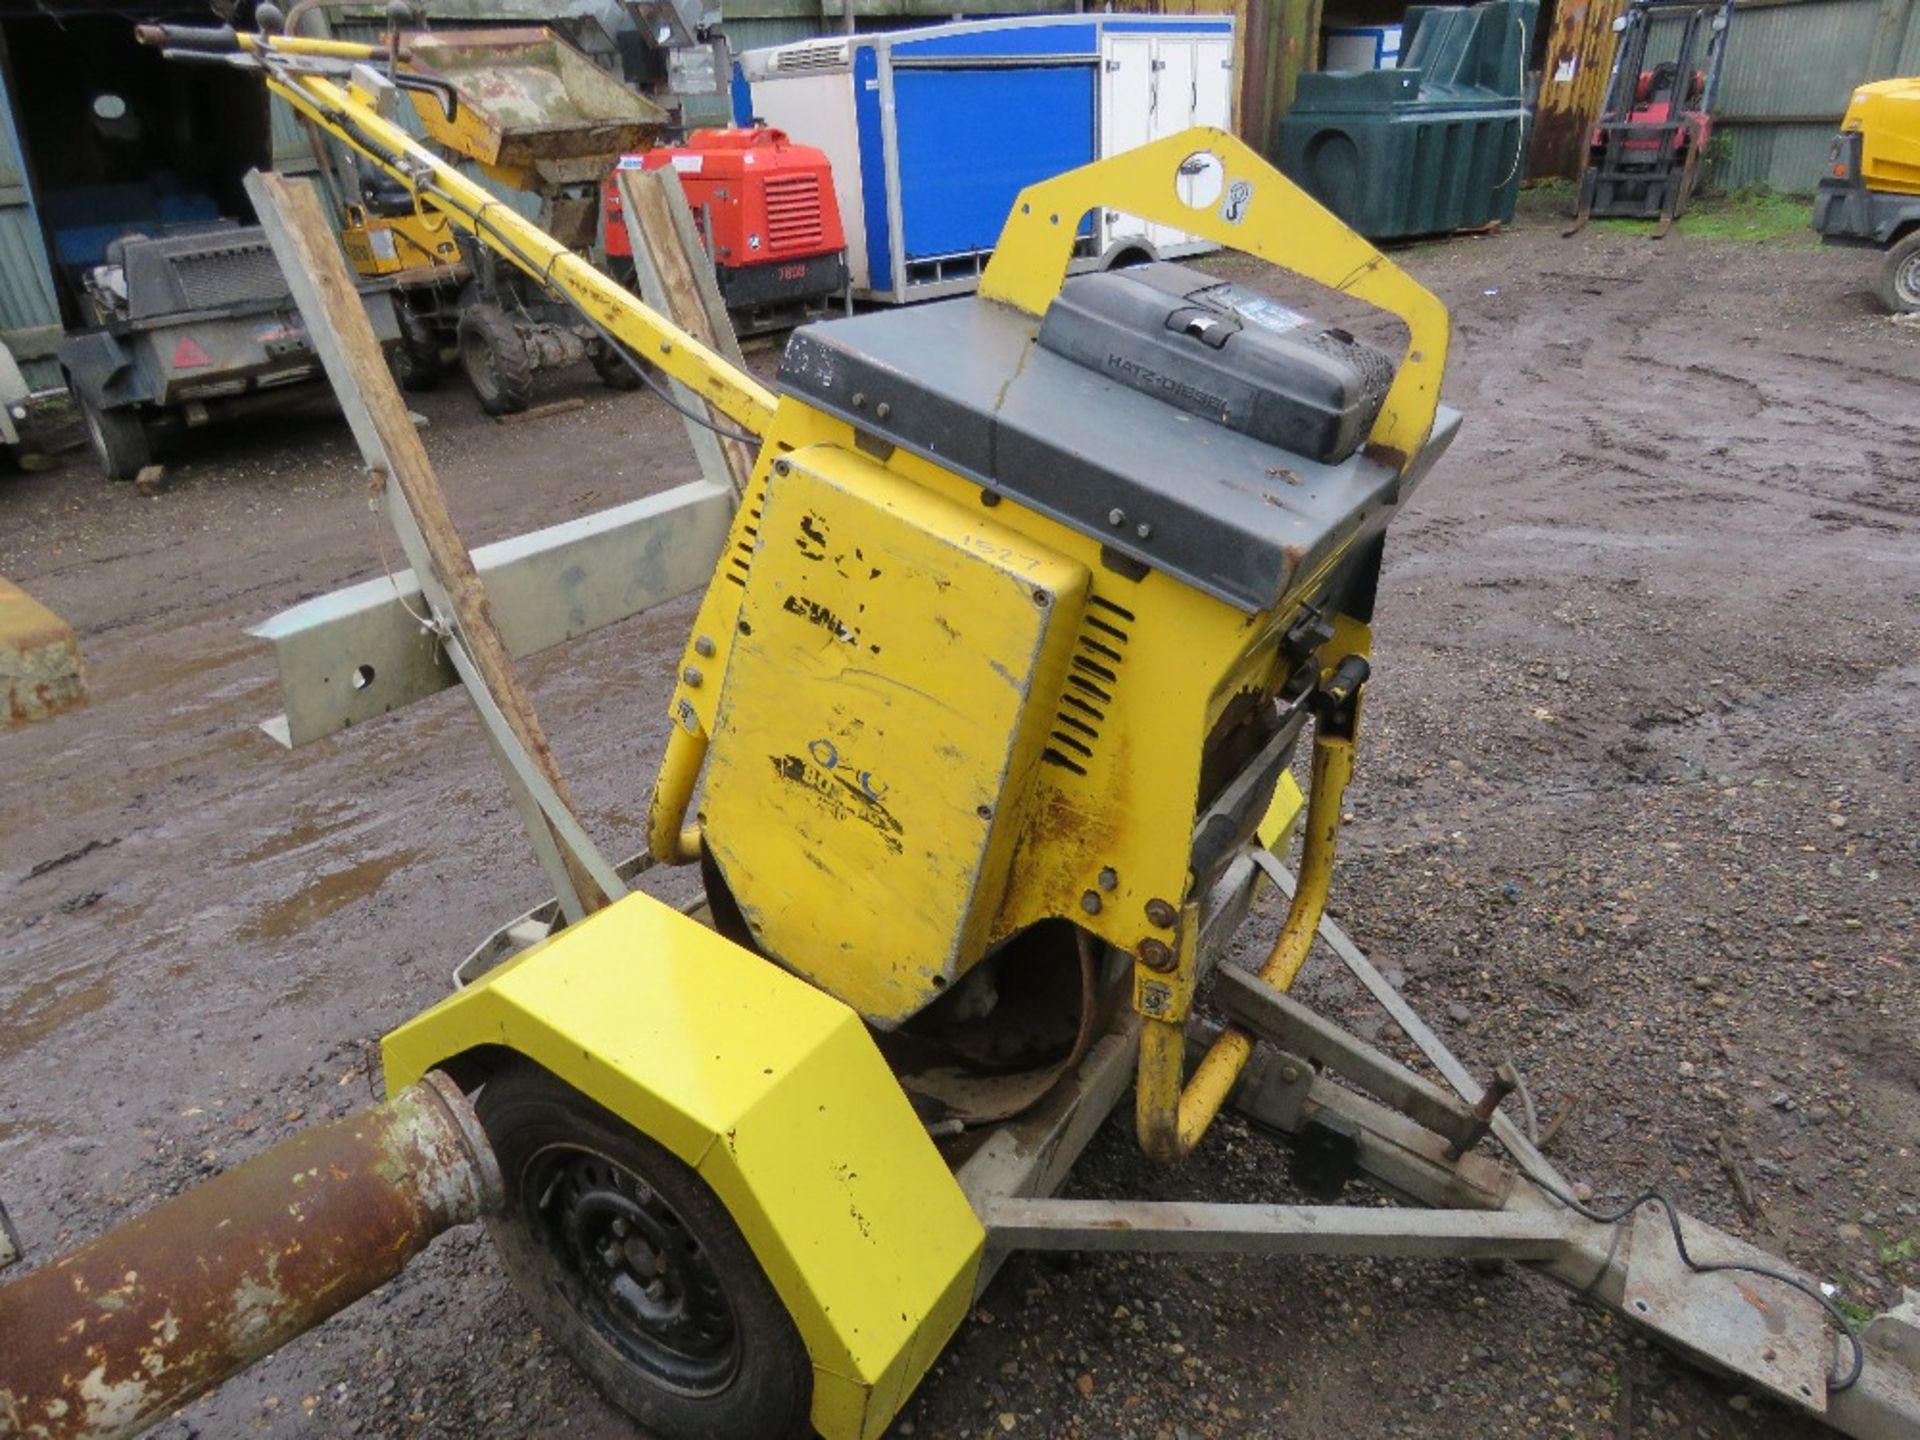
[523,1143,741,1395]
[84,405,109,465]
[1897,250,1920,309]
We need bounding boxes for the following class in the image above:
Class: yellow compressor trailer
[0,17,1916,1440]
[1811,77,1920,313]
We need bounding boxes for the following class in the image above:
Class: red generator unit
[605,128,848,333]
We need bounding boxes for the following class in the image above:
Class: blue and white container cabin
[735,13,1236,304]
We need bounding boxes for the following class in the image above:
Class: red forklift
[603,127,848,335]
[1567,0,1735,236]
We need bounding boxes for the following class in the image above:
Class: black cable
[1512,1161,1865,1392]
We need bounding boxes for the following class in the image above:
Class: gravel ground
[1,204,1915,1440]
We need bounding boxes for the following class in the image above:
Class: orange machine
[605,127,847,331]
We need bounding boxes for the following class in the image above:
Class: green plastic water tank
[1275,0,1537,240]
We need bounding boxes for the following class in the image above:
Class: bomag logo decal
[781,593,882,655]
[769,738,902,853]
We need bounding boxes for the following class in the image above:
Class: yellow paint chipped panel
[700,445,1089,1023]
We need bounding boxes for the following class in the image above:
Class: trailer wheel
[78,394,151,481]
[457,304,534,415]
[477,1063,812,1440]
[1878,231,1920,315]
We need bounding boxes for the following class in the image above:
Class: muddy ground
[2,207,1916,1440]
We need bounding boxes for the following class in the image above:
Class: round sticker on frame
[1220,179,1254,224]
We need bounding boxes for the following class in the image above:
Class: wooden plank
[494,396,586,425]
[246,170,610,916]
[615,167,756,497]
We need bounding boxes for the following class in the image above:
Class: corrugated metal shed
[0,74,62,390]
[716,16,833,55]
[1538,0,1918,191]
[1713,0,1887,191]
[1900,1,1920,68]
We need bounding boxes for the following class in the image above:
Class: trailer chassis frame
[950,848,1920,1438]
[126,59,1916,1436]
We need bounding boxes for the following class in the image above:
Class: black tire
[390,309,446,392]
[590,338,645,391]
[1877,231,1920,315]
[476,1062,813,1440]
[388,340,442,393]
[78,393,151,481]
[456,304,534,416]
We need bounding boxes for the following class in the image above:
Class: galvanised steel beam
[252,477,734,748]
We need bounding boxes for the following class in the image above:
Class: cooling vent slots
[772,40,847,71]
[724,488,766,589]
[1043,594,1134,776]
[763,174,826,250]
[171,243,286,311]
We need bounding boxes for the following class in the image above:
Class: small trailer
[734,14,1235,303]
[56,222,401,479]
[2,22,1918,1440]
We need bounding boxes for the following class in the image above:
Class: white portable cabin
[734,14,1236,304]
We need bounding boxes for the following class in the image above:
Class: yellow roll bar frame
[980,128,1449,472]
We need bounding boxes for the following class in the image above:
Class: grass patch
[1591,187,1817,243]
[1520,178,1816,243]
[1834,1296,1877,1329]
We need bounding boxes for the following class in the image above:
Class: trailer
[734,14,1235,303]
[3,21,1920,1440]
[57,221,402,478]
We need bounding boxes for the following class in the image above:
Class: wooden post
[615,166,757,498]
[246,170,611,917]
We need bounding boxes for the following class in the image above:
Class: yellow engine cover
[1845,77,1920,197]
[339,209,462,277]
[701,443,1089,1024]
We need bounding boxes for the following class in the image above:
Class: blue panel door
[892,67,1095,261]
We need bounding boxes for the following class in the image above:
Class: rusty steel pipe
[0,1071,500,1440]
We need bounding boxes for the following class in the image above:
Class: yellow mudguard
[383,894,985,1440]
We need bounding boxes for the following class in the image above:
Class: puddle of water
[236,806,358,866]
[237,848,421,943]
[0,973,116,1052]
